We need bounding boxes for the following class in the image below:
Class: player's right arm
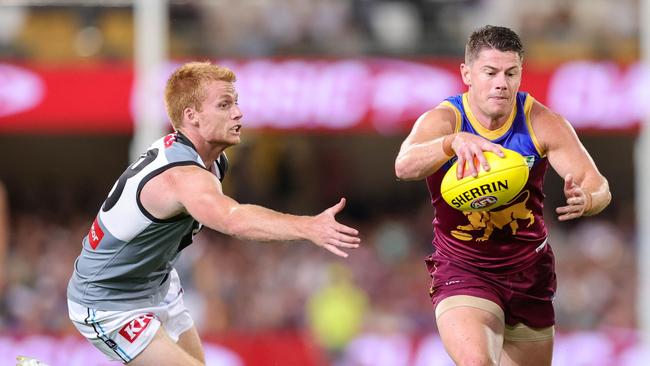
[394,106,457,181]
[395,105,504,180]
[141,165,360,258]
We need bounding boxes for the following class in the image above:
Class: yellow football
[441,148,529,211]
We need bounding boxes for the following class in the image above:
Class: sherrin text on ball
[441,148,529,211]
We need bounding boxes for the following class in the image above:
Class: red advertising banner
[4,332,323,366]
[1,330,646,366]
[0,59,645,134]
[0,63,133,134]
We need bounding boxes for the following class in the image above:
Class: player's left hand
[556,174,591,221]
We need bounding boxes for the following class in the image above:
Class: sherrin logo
[450,180,509,209]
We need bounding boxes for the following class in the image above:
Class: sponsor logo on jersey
[88,218,104,250]
[524,155,535,169]
[452,190,534,242]
[164,133,176,148]
[119,313,155,343]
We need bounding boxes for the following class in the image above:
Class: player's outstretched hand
[307,198,360,258]
[450,132,504,179]
[556,174,591,221]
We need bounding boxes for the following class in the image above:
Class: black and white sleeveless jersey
[67,132,227,311]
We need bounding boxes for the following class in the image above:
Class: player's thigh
[129,326,204,366]
[501,338,553,366]
[436,295,505,365]
[177,325,205,363]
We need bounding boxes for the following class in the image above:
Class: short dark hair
[465,25,523,64]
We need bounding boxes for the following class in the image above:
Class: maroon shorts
[425,244,557,328]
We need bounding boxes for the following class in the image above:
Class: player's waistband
[432,237,551,275]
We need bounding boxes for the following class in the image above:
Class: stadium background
[0,1,644,365]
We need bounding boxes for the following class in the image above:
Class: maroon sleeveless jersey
[426,92,548,274]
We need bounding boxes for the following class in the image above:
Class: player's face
[461,48,522,122]
[195,80,243,146]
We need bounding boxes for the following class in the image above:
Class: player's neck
[477,114,507,130]
[197,143,227,168]
[178,128,226,166]
[466,96,511,130]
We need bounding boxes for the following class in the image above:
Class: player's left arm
[531,101,611,221]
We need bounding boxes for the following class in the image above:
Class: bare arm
[142,165,360,257]
[395,106,504,180]
[531,102,611,220]
[395,107,457,181]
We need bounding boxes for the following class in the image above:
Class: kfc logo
[88,218,104,250]
[119,313,155,343]
[164,133,176,148]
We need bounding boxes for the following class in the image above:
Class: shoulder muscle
[529,100,577,154]
[403,105,457,147]
[141,165,221,220]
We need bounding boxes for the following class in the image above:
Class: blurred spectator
[307,263,369,365]
[0,6,26,58]
[0,0,638,61]
[554,220,637,330]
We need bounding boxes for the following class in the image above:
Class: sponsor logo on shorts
[119,313,154,343]
[105,339,118,350]
[88,218,104,250]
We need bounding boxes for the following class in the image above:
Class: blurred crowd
[0,188,638,358]
[0,0,639,62]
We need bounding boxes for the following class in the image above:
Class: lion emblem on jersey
[451,190,534,242]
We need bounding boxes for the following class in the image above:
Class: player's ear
[183,107,198,126]
[460,63,471,86]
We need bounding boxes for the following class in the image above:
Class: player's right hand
[306,198,361,258]
[450,132,504,179]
